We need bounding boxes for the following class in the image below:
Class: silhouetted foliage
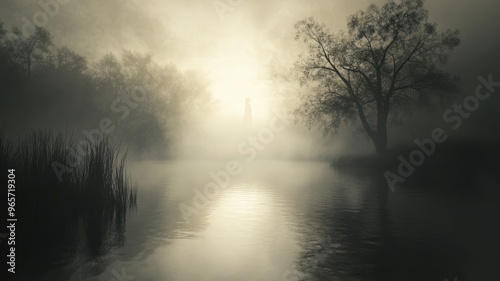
[294,0,460,156]
[0,128,136,279]
[5,26,53,78]
[0,20,214,157]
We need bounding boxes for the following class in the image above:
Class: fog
[3,1,500,280]
[1,0,499,160]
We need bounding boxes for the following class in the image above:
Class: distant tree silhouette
[54,46,87,74]
[0,22,22,88]
[4,26,53,78]
[94,53,124,95]
[293,0,460,156]
[0,22,5,40]
[0,21,214,157]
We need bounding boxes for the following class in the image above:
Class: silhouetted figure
[244,97,252,130]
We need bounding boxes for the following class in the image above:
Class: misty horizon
[0,1,499,280]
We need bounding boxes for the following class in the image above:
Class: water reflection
[38,160,500,280]
[19,196,135,281]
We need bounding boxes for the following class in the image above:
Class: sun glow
[207,49,271,121]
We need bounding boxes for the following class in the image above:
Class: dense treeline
[0,21,212,278]
[0,21,213,157]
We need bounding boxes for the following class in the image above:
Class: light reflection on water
[61,160,500,281]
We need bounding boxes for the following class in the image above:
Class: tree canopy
[0,21,214,158]
[294,0,460,156]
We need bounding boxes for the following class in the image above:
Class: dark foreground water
[26,160,500,280]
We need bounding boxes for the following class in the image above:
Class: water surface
[55,160,500,280]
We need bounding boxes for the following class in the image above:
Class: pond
[30,160,500,281]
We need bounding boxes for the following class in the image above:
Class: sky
[1,0,499,155]
[1,0,499,118]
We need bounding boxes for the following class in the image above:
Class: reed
[0,128,137,237]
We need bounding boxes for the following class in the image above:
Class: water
[36,160,500,280]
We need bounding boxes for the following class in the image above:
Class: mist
[1,0,499,159]
[1,1,500,280]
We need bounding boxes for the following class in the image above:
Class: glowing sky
[1,0,499,120]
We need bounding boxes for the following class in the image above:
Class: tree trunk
[374,98,389,158]
[355,92,389,158]
[373,112,388,158]
[373,132,387,158]
[357,108,388,158]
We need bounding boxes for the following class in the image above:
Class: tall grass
[0,128,137,273]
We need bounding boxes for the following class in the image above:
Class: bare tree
[293,0,460,156]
